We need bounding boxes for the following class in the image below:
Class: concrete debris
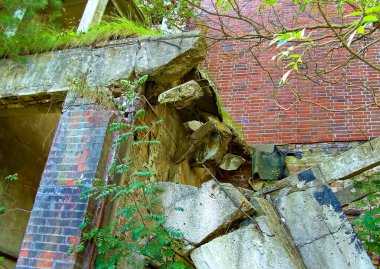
[219,153,246,171]
[184,120,204,132]
[252,147,286,180]
[158,80,204,109]
[191,219,306,269]
[0,32,205,97]
[249,180,265,192]
[175,121,232,164]
[159,180,254,248]
[318,136,380,184]
[273,185,374,269]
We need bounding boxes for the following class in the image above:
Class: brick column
[16,95,114,268]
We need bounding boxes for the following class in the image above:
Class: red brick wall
[201,0,380,144]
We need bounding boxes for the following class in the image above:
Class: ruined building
[0,0,379,268]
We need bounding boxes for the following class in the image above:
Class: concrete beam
[0,32,206,98]
[77,0,108,33]
[319,137,380,184]
[334,185,370,207]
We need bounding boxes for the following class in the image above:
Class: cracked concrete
[0,32,206,98]
[274,186,374,269]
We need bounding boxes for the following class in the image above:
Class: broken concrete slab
[158,80,204,109]
[273,185,374,269]
[135,33,206,83]
[219,153,246,171]
[0,32,206,97]
[158,180,254,247]
[319,136,380,184]
[191,220,306,269]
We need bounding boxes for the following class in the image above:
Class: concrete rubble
[158,80,204,109]
[218,153,246,171]
[158,138,379,269]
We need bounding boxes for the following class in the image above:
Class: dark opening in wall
[0,106,61,268]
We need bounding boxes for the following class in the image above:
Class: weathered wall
[202,0,380,144]
[0,110,60,267]
[131,104,201,186]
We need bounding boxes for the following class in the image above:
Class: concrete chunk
[319,137,380,183]
[159,180,254,247]
[158,80,204,109]
[274,186,374,269]
[219,153,246,171]
[184,120,204,132]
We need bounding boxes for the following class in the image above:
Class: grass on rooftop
[0,17,162,59]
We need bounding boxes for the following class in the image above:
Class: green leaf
[75,242,85,253]
[131,171,153,177]
[146,140,160,145]
[350,11,363,16]
[136,75,148,84]
[357,26,365,35]
[363,14,378,22]
[0,205,6,215]
[134,109,145,119]
[132,225,145,241]
[289,54,300,59]
[79,220,88,230]
[171,262,186,269]
[67,244,75,255]
[264,0,277,6]
[4,173,18,182]
[366,5,380,14]
[130,181,146,189]
[120,220,135,232]
[133,125,149,132]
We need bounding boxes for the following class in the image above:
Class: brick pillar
[16,95,114,269]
